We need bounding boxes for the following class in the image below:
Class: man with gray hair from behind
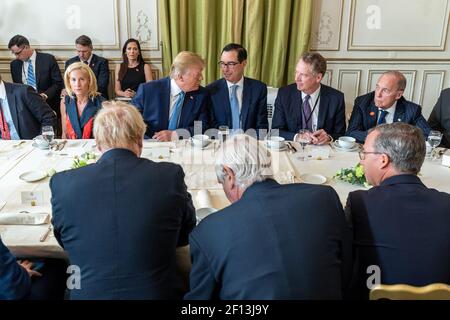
[50,101,196,299]
[185,134,352,300]
[346,122,450,299]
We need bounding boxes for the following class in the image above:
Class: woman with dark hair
[114,38,153,98]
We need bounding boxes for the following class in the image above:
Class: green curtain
[159,0,312,87]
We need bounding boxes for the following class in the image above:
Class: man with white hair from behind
[185,134,352,300]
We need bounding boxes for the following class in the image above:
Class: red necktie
[0,100,11,140]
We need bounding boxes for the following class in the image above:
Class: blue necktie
[377,110,388,125]
[230,84,240,129]
[302,95,312,130]
[168,92,185,130]
[27,60,36,90]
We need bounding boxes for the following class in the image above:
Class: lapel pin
[397,118,401,122]
[190,96,194,100]
[370,111,375,117]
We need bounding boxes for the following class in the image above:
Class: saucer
[299,173,327,185]
[19,170,48,182]
[333,141,360,152]
[32,141,56,150]
[266,143,288,152]
[191,140,212,150]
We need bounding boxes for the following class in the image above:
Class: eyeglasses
[358,150,383,160]
[11,46,26,56]
[218,61,241,68]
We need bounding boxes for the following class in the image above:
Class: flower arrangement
[334,163,370,188]
[71,152,97,169]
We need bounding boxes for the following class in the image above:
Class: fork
[39,226,53,242]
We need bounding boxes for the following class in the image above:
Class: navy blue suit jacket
[428,88,450,148]
[2,82,57,139]
[346,174,450,299]
[132,77,211,138]
[10,52,63,112]
[185,179,352,300]
[0,238,30,300]
[50,149,196,299]
[271,84,346,141]
[65,54,110,99]
[346,92,431,143]
[206,77,268,132]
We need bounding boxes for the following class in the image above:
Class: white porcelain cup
[192,134,210,148]
[338,136,356,149]
[266,136,286,149]
[33,135,49,149]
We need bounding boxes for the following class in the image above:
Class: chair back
[370,283,450,300]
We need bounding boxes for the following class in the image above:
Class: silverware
[39,226,52,242]
[12,141,26,148]
[57,140,67,151]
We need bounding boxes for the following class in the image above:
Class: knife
[39,226,52,242]
[57,140,67,151]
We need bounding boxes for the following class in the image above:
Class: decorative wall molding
[126,0,160,51]
[310,0,343,51]
[322,70,333,86]
[419,71,445,115]
[0,0,120,50]
[348,0,449,51]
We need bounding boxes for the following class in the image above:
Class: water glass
[428,130,443,160]
[297,129,311,161]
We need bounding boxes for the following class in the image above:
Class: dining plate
[299,173,327,185]
[333,141,360,152]
[266,143,288,152]
[19,171,48,182]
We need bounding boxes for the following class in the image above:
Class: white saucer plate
[266,143,288,152]
[299,173,327,185]
[333,141,360,152]
[19,170,48,182]
[191,140,212,150]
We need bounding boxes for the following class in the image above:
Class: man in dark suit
[271,52,346,143]
[50,101,196,299]
[346,71,431,143]
[8,35,63,114]
[345,123,450,299]
[428,88,450,147]
[207,43,268,134]
[132,51,210,141]
[0,237,31,299]
[185,134,352,300]
[65,35,110,99]
[0,74,56,139]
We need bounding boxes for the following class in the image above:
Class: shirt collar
[380,101,397,114]
[170,78,183,97]
[28,49,37,63]
[83,54,93,65]
[301,84,321,101]
[0,81,6,100]
[226,76,244,89]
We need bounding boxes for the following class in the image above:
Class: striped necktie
[27,59,37,90]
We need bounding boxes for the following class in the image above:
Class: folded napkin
[195,189,217,222]
[0,212,49,225]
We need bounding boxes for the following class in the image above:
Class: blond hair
[64,62,99,98]
[170,51,204,79]
[94,101,146,150]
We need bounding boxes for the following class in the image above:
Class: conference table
[0,138,449,261]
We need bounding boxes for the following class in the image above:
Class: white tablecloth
[0,139,449,258]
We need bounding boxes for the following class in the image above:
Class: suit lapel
[317,88,327,129]
[66,98,83,138]
[241,77,251,130]
[393,98,405,122]
[162,77,171,127]
[34,52,41,89]
[292,88,303,130]
[368,101,378,128]
[89,55,97,69]
[179,92,194,128]
[219,79,232,127]
[4,83,20,133]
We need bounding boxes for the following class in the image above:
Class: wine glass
[297,129,311,161]
[42,126,55,155]
[427,130,443,160]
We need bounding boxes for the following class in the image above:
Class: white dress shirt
[21,50,37,86]
[169,78,184,119]
[378,102,397,124]
[301,85,321,131]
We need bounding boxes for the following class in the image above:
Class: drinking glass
[218,125,229,146]
[428,130,443,160]
[297,129,311,161]
[42,126,55,155]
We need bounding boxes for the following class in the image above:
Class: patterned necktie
[0,99,11,140]
[230,84,240,129]
[27,59,36,89]
[83,60,89,65]
[302,95,312,130]
[377,110,388,125]
[168,92,185,130]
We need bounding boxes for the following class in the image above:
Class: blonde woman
[115,38,152,98]
[61,62,105,139]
